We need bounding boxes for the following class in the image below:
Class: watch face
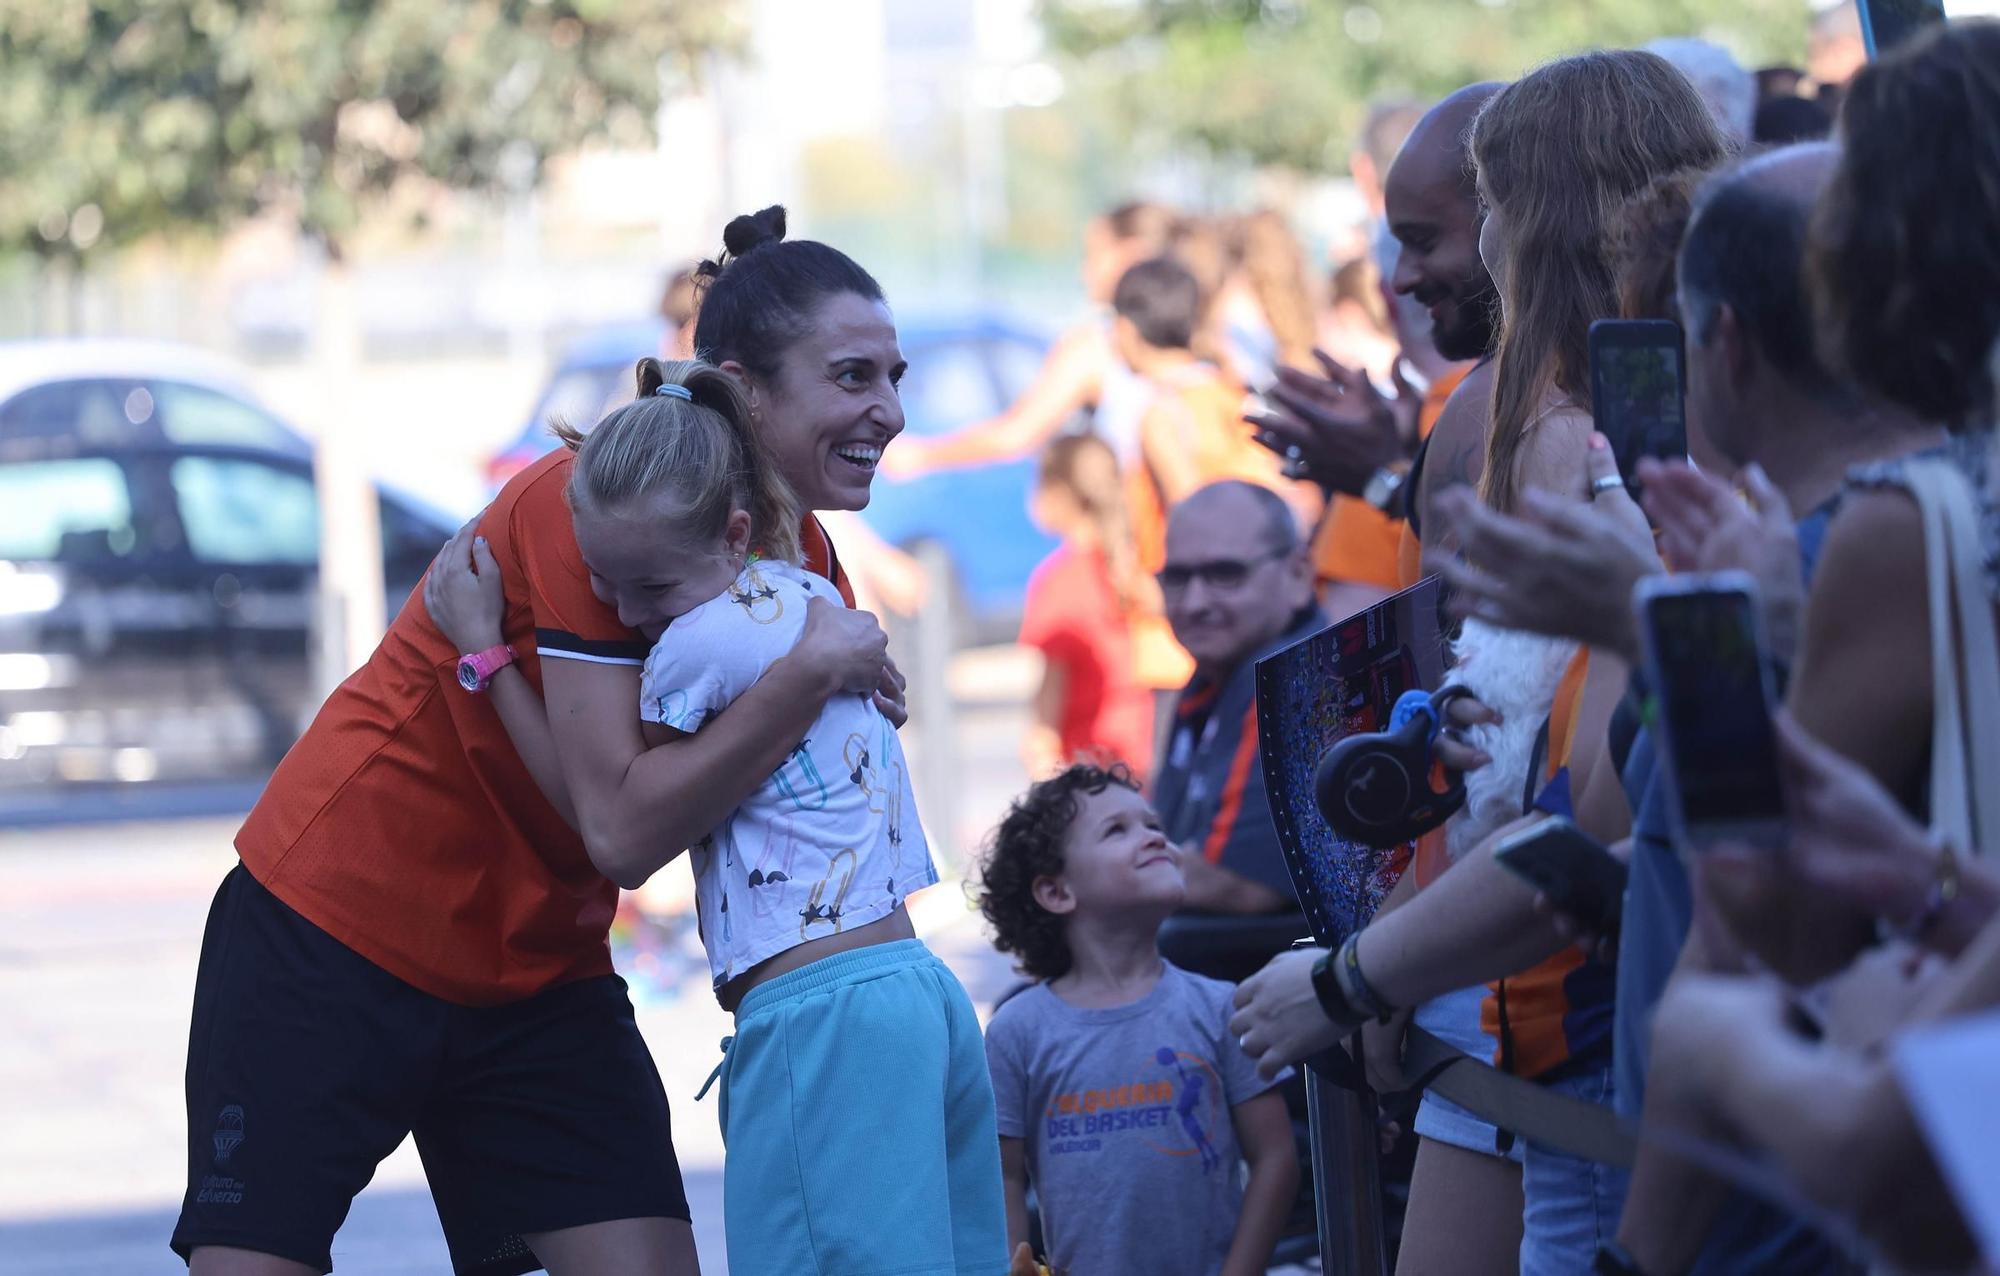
[457,659,481,691]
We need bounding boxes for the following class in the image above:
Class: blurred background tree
[0,0,740,262]
[0,0,742,687]
[1039,0,1809,175]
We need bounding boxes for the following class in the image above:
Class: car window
[150,381,298,451]
[0,457,136,561]
[0,379,153,449]
[898,339,999,435]
[171,456,319,566]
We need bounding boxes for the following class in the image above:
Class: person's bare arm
[1645,973,1974,1274]
[543,599,886,889]
[1513,406,1595,504]
[1352,814,1573,1007]
[1414,362,1494,569]
[893,326,1107,473]
[1000,1135,1032,1254]
[1221,1090,1301,1276]
[423,525,577,827]
[1789,489,1932,804]
[1568,651,1636,847]
[1729,490,1934,980]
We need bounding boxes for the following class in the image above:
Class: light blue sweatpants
[717,939,1008,1276]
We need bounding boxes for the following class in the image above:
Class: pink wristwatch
[456,643,516,693]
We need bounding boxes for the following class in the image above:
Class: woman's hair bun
[721,206,787,259]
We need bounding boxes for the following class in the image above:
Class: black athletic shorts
[171,865,689,1275]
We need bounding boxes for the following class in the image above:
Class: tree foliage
[0,0,738,257]
[1040,0,1810,175]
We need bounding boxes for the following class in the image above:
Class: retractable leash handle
[1313,686,1472,849]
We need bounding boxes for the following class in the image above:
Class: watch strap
[457,643,515,692]
[1310,950,1367,1034]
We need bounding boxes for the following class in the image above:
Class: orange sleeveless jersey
[236,448,852,1006]
[1315,363,1468,593]
[1479,649,1607,1078]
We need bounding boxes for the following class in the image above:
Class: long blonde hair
[1472,50,1729,513]
[554,357,802,564]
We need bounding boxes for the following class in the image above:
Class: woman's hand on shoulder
[792,597,891,697]
[423,516,505,653]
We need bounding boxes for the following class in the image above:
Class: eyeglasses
[1156,549,1289,595]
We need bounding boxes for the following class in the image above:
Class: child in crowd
[1019,434,1158,782]
[438,357,1005,1274]
[976,764,1300,1276]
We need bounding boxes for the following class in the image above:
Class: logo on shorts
[213,1104,246,1165]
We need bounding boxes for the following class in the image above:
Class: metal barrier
[1297,940,1390,1276]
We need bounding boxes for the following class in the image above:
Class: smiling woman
[692,206,908,514]
[171,207,934,1276]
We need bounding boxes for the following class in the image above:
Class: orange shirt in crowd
[1018,543,1157,781]
[1125,364,1296,690]
[1314,363,1470,593]
[1480,649,1613,1079]
[236,448,851,1006]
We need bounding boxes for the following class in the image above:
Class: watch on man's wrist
[1310,950,1367,1033]
[456,643,516,693]
[1363,465,1409,518]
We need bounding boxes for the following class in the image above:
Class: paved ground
[0,652,1037,1275]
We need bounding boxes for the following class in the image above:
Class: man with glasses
[1152,481,1324,915]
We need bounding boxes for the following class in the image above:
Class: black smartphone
[1493,816,1628,935]
[1588,319,1687,503]
[1635,571,1788,852]
[1857,0,1946,58]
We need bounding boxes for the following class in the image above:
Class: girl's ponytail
[677,360,802,565]
[559,358,803,566]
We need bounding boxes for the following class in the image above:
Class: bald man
[1153,482,1324,917]
[1257,83,1505,609]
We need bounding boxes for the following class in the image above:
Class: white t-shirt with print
[639,558,935,991]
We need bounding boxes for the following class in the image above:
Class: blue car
[488,312,1058,643]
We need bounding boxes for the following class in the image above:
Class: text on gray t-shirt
[984,962,1288,1276]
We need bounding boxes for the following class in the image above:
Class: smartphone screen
[1589,320,1686,502]
[1646,586,1785,838]
[1858,0,1946,57]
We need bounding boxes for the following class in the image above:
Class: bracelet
[1335,933,1394,1021]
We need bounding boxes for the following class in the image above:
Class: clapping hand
[1639,458,1806,662]
[1246,350,1418,494]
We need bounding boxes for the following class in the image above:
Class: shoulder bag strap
[1904,459,2000,857]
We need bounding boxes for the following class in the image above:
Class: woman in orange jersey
[171,208,911,1276]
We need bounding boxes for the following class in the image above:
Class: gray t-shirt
[985,962,1287,1276]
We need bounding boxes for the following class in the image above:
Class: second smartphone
[1635,571,1788,852]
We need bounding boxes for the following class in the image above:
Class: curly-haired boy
[976,764,1299,1276]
